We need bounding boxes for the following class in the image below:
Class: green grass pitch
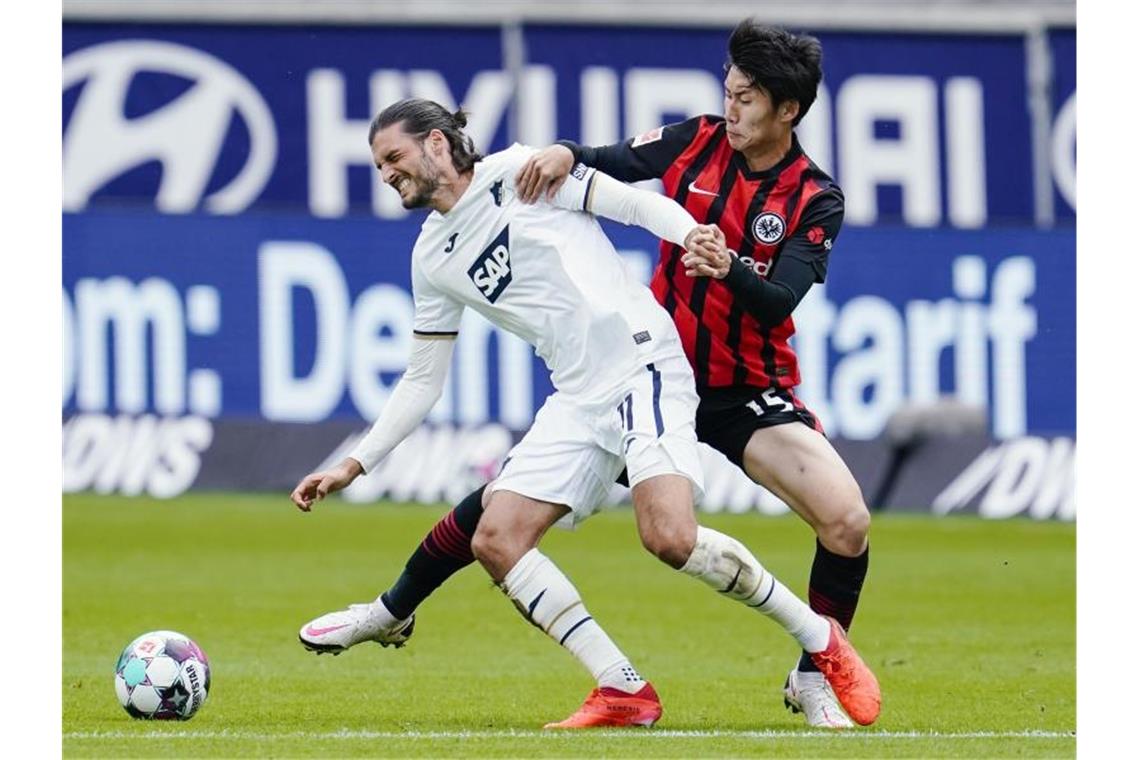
[63,493,1074,757]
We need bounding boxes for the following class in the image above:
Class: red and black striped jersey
[566,115,844,403]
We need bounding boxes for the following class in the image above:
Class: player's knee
[472,507,544,580]
[817,500,871,557]
[469,523,495,563]
[638,519,697,569]
[470,522,514,579]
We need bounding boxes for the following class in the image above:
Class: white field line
[65,729,1074,741]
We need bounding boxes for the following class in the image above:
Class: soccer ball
[113,630,211,720]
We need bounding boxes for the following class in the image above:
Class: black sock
[380,485,485,620]
[798,539,869,672]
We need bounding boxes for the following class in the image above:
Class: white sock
[502,549,646,694]
[681,526,831,653]
[597,662,647,693]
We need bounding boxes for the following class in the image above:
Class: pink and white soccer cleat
[298,602,415,655]
[784,667,855,728]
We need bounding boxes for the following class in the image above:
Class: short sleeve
[411,259,464,337]
[548,159,598,212]
[497,143,597,212]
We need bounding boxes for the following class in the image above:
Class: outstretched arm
[548,165,729,267]
[290,336,455,510]
[580,169,700,249]
[515,117,705,202]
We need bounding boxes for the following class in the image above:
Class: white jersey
[411,144,683,401]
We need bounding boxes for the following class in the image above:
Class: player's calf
[795,537,871,677]
[380,484,485,620]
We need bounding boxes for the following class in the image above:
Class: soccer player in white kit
[291,99,879,729]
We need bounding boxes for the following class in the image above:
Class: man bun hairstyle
[368,98,483,173]
[726,19,823,126]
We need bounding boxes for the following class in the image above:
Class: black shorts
[695,386,824,469]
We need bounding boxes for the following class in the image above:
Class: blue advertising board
[63,22,1076,226]
[63,210,1074,439]
[61,20,1076,441]
[1048,27,1076,218]
[62,24,505,217]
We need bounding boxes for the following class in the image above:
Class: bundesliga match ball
[113,630,211,720]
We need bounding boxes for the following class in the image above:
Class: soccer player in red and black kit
[512,20,872,728]
[296,20,874,729]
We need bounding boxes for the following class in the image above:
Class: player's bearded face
[723,66,784,154]
[397,148,442,209]
[372,125,443,209]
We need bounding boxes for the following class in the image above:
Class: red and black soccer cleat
[810,616,881,725]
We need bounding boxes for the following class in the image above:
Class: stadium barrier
[61,413,1073,521]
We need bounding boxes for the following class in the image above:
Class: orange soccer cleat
[543,683,663,729]
[810,616,882,726]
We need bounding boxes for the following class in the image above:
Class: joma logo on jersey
[468,226,512,303]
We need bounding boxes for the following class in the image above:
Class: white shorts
[489,353,704,527]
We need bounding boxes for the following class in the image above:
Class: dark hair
[368,98,483,173]
[726,20,822,126]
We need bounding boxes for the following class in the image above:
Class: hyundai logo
[63,40,277,214]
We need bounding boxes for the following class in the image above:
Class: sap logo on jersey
[62,40,277,214]
[468,227,513,303]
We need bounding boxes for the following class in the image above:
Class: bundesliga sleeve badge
[631,126,664,147]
